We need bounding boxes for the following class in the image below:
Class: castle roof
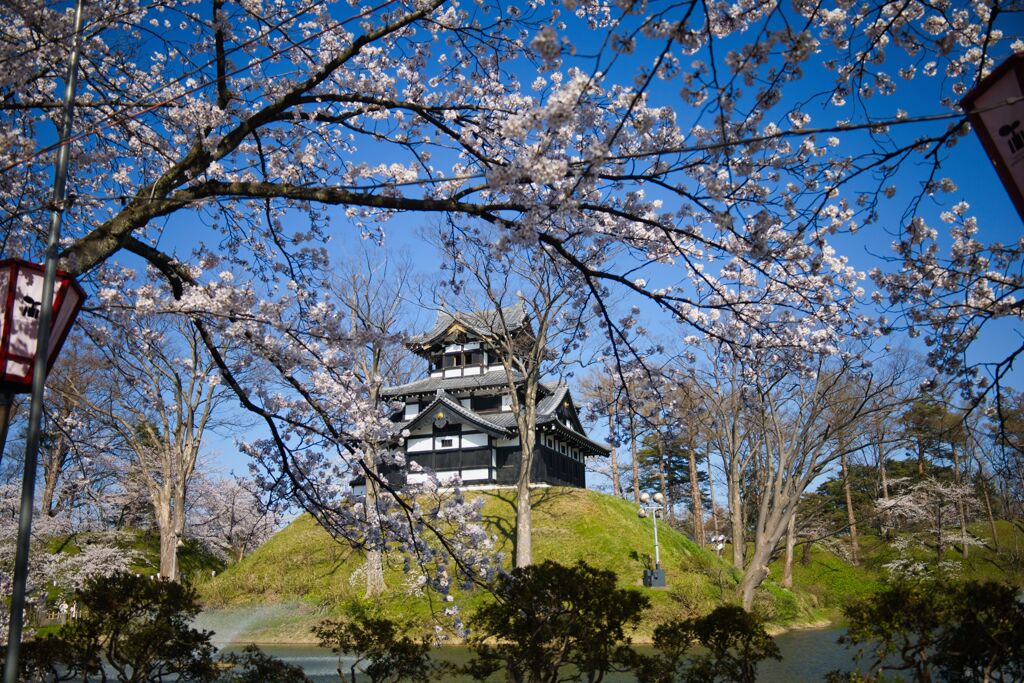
[394,383,611,456]
[381,368,523,397]
[407,303,530,348]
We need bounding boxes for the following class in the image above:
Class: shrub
[835,578,1024,682]
[464,560,649,682]
[313,606,438,683]
[8,572,306,683]
[17,573,218,682]
[632,606,781,683]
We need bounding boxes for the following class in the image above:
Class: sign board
[960,53,1024,221]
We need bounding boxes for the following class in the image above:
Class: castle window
[473,395,501,412]
[440,438,454,448]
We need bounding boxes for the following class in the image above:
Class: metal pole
[0,393,14,467]
[652,508,661,569]
[4,1,85,679]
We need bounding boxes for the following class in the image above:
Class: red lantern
[960,52,1024,221]
[0,258,85,393]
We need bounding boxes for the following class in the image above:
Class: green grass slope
[198,488,779,642]
[197,488,1024,644]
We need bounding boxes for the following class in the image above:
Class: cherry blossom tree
[0,0,1018,610]
[877,477,984,574]
[187,474,281,564]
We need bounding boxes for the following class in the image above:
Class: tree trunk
[157,507,178,581]
[514,390,538,568]
[975,458,999,551]
[951,445,969,559]
[630,418,640,504]
[879,452,890,501]
[707,450,719,535]
[917,440,926,477]
[728,469,744,569]
[839,450,859,565]
[739,540,771,611]
[607,410,621,498]
[739,509,791,610]
[782,513,796,589]
[515,463,533,568]
[688,441,704,546]
[363,463,386,598]
[41,451,63,517]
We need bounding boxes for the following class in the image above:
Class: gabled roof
[381,368,522,397]
[393,384,611,456]
[401,392,511,437]
[408,303,530,347]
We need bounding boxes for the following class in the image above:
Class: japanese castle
[379,305,610,488]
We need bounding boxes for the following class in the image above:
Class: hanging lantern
[0,258,85,393]
[960,52,1024,221]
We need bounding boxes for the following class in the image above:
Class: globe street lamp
[708,533,728,558]
[637,491,667,588]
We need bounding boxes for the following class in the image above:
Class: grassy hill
[195,488,1024,643]
[196,488,821,642]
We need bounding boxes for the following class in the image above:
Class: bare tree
[334,247,414,597]
[74,314,231,580]
[694,349,761,571]
[446,240,592,568]
[579,368,623,498]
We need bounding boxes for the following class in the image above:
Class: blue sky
[54,2,1024,484]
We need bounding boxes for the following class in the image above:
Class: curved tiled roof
[408,303,529,346]
[381,368,522,397]
[392,383,611,456]
[400,392,511,437]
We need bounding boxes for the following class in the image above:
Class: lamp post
[637,491,667,588]
[2,0,86,678]
[708,533,727,558]
[0,260,85,677]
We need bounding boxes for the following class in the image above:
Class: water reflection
[218,628,856,682]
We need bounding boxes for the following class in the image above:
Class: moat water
[213,627,860,682]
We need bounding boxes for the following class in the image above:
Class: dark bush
[835,578,1024,682]
[464,560,649,683]
[313,606,438,683]
[633,605,780,683]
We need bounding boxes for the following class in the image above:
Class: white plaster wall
[462,432,488,448]
[407,437,433,453]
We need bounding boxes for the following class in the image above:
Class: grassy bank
[197,488,825,642]
[196,488,1024,643]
